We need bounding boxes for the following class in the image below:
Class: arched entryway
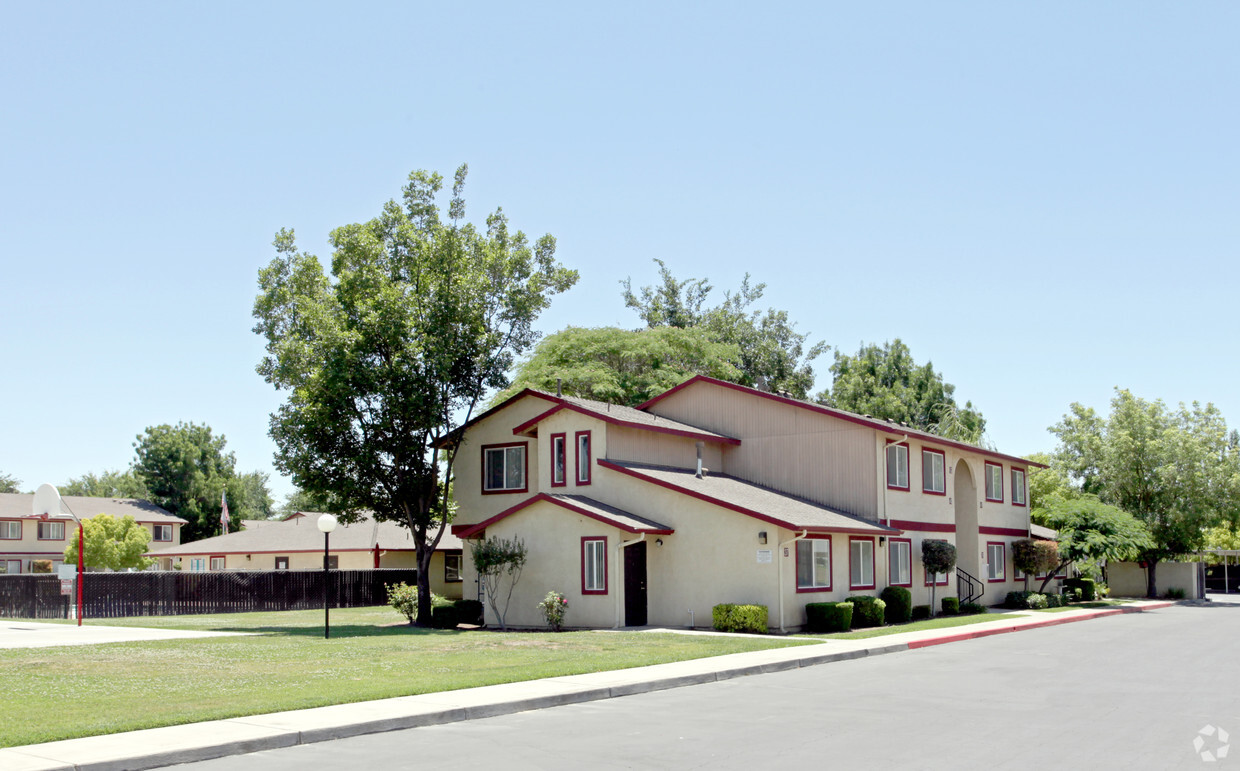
[954,459,980,583]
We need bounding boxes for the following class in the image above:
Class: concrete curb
[0,600,1174,771]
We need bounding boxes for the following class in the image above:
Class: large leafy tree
[253,164,576,624]
[1037,497,1154,591]
[234,471,275,521]
[132,422,247,542]
[503,325,741,406]
[622,259,826,399]
[1050,389,1240,596]
[278,487,332,519]
[816,339,986,444]
[63,514,153,571]
[59,469,150,499]
[0,472,20,493]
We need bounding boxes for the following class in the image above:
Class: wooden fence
[0,569,419,619]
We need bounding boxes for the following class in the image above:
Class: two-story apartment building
[446,375,1047,631]
[0,493,187,572]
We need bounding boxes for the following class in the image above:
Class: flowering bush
[538,591,569,631]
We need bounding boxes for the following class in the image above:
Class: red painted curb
[906,602,1175,649]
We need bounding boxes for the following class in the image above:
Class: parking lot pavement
[0,620,249,649]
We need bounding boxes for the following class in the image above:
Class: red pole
[77,523,84,626]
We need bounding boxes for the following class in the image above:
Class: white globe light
[317,514,338,533]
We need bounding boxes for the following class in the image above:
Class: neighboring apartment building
[151,512,465,600]
[446,375,1048,631]
[0,493,186,573]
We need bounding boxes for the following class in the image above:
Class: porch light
[758,531,767,545]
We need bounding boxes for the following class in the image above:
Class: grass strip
[0,607,810,748]
[803,613,1011,640]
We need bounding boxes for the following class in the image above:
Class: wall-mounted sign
[757,549,773,564]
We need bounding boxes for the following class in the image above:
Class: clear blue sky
[3,3,1237,505]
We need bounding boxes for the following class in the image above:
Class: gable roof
[153,513,462,556]
[638,376,1046,469]
[0,493,187,524]
[510,395,740,445]
[432,388,562,448]
[452,493,673,539]
[599,460,901,536]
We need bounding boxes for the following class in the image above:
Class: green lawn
[0,607,811,748]
[1032,600,1130,613]
[803,612,1013,640]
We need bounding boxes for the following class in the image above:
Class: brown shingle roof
[153,513,462,556]
[600,460,900,536]
[452,493,673,538]
[0,493,186,524]
[511,393,739,444]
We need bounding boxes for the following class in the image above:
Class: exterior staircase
[956,567,984,605]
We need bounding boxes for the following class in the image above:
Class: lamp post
[317,514,338,639]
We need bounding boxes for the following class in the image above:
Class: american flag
[220,491,230,535]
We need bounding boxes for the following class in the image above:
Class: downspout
[778,530,809,632]
[614,532,646,628]
[881,434,909,527]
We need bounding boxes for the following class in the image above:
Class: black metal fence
[0,569,419,620]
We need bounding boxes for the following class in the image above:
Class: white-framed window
[850,537,875,589]
[210,556,226,570]
[0,560,21,574]
[987,542,1006,582]
[582,537,606,594]
[152,524,173,542]
[483,443,527,492]
[886,443,909,490]
[0,521,21,540]
[888,538,912,586]
[37,521,65,540]
[796,538,832,591]
[576,431,592,485]
[1011,468,1027,506]
[551,433,567,487]
[445,552,462,583]
[922,449,946,494]
[190,558,206,572]
[274,556,289,570]
[985,462,1003,502]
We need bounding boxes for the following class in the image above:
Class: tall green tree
[1050,389,1239,596]
[279,487,332,519]
[816,339,986,444]
[59,469,150,499]
[1037,497,1153,591]
[63,514,153,571]
[622,259,826,399]
[253,164,576,624]
[0,472,20,493]
[234,471,275,521]
[503,325,741,406]
[132,422,246,542]
[1025,451,1083,526]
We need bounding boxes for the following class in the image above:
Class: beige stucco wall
[451,395,556,529]
[1,518,182,572]
[1108,561,1201,599]
[606,425,722,471]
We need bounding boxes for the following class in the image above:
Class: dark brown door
[624,541,647,626]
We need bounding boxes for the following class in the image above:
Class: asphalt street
[170,604,1240,770]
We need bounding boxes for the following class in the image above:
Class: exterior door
[624,541,648,626]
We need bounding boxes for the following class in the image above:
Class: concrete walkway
[0,600,1174,771]
[0,621,250,650]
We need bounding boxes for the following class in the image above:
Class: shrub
[1045,593,1063,608]
[1096,583,1111,599]
[387,582,419,624]
[805,602,853,633]
[911,604,932,621]
[454,599,484,625]
[847,595,887,628]
[880,586,913,624]
[1026,593,1048,609]
[1065,577,1096,602]
[537,591,569,631]
[471,536,528,631]
[1004,591,1032,609]
[430,603,460,629]
[959,602,988,615]
[1166,588,1186,600]
[940,597,960,616]
[712,604,768,634]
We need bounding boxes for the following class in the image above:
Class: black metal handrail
[956,567,984,604]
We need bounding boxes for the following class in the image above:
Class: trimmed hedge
[430,603,460,629]
[846,595,887,628]
[880,586,913,624]
[941,597,960,616]
[911,604,932,621]
[1065,578,1096,602]
[713,603,769,634]
[1045,593,1064,608]
[455,599,484,626]
[959,602,988,615]
[806,602,853,633]
[1005,590,1050,610]
[1005,591,1032,609]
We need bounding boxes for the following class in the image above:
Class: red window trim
[209,555,227,570]
[986,541,1007,583]
[550,433,567,488]
[481,441,530,495]
[1010,467,1027,507]
[581,536,607,595]
[0,519,22,540]
[885,441,910,492]
[36,521,66,541]
[921,448,946,496]
[795,534,833,593]
[984,461,1004,503]
[849,536,876,590]
[575,430,592,486]
[888,537,913,587]
[274,556,289,570]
